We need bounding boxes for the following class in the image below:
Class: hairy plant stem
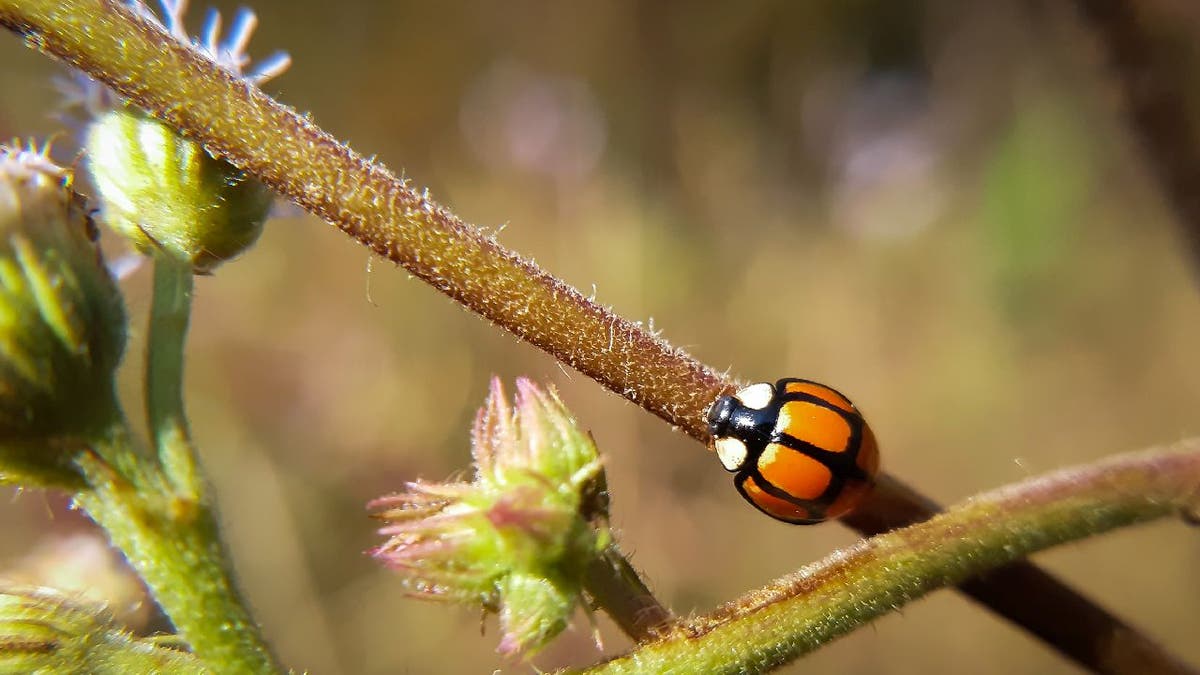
[583,444,1200,675]
[74,424,279,675]
[147,253,203,497]
[0,1,1187,671]
[69,254,280,674]
[0,0,729,443]
[583,545,672,643]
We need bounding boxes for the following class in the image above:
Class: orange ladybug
[706,378,879,524]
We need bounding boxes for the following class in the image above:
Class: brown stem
[0,1,1189,672]
[956,564,1196,675]
[1073,0,1200,275]
[0,0,731,442]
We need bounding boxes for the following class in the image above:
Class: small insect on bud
[0,144,126,486]
[370,378,610,658]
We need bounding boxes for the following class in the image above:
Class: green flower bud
[64,1,288,274]
[0,583,206,674]
[86,106,272,273]
[0,145,126,486]
[371,378,610,658]
[497,572,574,657]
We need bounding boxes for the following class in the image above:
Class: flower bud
[371,378,610,657]
[0,144,125,486]
[78,2,290,274]
[85,106,272,273]
[0,584,205,673]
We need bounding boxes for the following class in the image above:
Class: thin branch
[146,252,202,496]
[582,443,1200,675]
[0,2,1187,672]
[0,0,729,442]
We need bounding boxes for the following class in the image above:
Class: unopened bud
[0,144,125,486]
[371,378,610,657]
[86,106,271,273]
[0,583,205,673]
[80,1,289,274]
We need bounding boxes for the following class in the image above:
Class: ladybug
[706,378,879,524]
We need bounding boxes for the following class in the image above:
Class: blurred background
[2,1,1200,672]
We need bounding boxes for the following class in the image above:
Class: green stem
[67,254,279,672]
[147,252,200,496]
[583,545,672,643]
[74,421,280,675]
[582,445,1200,675]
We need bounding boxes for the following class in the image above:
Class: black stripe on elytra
[769,396,870,483]
[739,439,848,506]
[734,472,823,525]
[739,446,847,511]
[772,430,869,483]
[774,377,857,405]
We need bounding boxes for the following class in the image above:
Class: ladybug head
[707,394,737,439]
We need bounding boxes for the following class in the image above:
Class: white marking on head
[735,382,775,410]
[715,437,749,472]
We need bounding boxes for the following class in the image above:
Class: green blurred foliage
[981,87,1094,323]
[2,1,1199,673]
